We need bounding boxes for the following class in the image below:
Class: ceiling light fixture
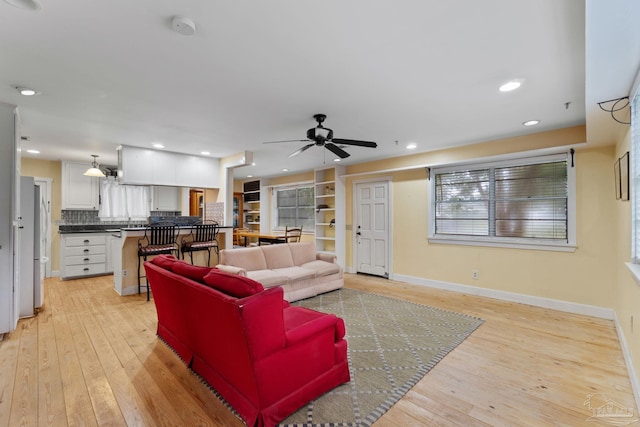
[16,86,40,96]
[26,149,40,154]
[247,175,253,178]
[201,151,211,155]
[152,143,165,149]
[84,155,105,177]
[333,158,341,162]
[282,168,289,172]
[406,143,417,150]
[523,120,540,126]
[499,80,522,92]
[3,0,41,10]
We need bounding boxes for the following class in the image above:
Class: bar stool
[138,223,178,300]
[180,221,220,266]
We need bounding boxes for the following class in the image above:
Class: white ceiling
[0,0,638,180]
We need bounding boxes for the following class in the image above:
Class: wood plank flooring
[0,274,635,426]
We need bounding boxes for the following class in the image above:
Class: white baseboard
[390,273,616,320]
[613,313,640,413]
[51,270,60,277]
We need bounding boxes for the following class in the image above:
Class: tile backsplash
[60,210,180,226]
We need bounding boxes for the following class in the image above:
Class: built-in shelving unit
[314,166,344,268]
[242,180,261,245]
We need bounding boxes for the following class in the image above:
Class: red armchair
[144,257,350,427]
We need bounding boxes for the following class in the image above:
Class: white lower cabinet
[60,233,109,279]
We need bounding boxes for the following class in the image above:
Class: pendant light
[84,155,105,177]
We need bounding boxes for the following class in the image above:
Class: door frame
[351,176,392,277]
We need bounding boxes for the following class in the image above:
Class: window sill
[626,263,640,285]
[428,236,577,253]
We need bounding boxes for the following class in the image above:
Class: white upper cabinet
[62,162,100,210]
[118,145,220,188]
[152,186,181,211]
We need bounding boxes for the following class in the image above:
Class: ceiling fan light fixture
[84,155,105,177]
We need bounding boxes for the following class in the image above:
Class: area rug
[278,288,484,427]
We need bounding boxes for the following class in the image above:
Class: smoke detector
[171,16,196,36]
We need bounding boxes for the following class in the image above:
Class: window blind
[275,186,315,230]
[434,158,568,241]
[632,93,640,262]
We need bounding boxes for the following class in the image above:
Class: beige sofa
[217,242,343,301]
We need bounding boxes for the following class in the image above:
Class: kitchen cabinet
[152,186,181,211]
[118,145,220,188]
[62,161,100,210]
[60,233,108,279]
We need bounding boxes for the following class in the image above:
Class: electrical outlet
[123,269,128,277]
[472,270,479,280]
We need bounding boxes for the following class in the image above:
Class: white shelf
[315,237,335,241]
[316,194,334,198]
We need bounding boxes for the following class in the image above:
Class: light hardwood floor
[0,274,635,426]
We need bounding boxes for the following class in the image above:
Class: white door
[355,180,390,278]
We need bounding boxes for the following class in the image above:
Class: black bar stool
[138,223,178,300]
[180,221,220,266]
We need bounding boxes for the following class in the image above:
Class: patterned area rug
[279,288,484,427]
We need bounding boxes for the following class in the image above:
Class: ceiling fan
[264,113,378,159]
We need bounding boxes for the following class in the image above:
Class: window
[429,152,575,251]
[631,92,640,263]
[273,185,315,231]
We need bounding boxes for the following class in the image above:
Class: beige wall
[20,158,62,274]
[342,125,622,308]
[614,128,640,387]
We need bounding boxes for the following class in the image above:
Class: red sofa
[144,255,350,427]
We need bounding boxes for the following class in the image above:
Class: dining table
[233,230,286,246]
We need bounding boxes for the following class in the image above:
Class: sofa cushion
[203,269,264,298]
[300,260,340,277]
[272,266,316,281]
[289,242,317,265]
[151,254,178,270]
[247,270,290,287]
[171,261,214,283]
[221,247,267,271]
[261,244,295,269]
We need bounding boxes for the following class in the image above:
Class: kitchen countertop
[59,225,234,234]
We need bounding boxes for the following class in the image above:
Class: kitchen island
[111,226,233,296]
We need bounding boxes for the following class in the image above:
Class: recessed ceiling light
[247,175,253,178]
[152,143,165,149]
[406,143,417,150]
[16,86,40,96]
[523,120,540,126]
[26,149,40,154]
[499,80,522,92]
[252,162,256,166]
[3,0,41,10]
[334,158,341,162]
[282,168,289,172]
[200,151,210,156]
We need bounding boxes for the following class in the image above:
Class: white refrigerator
[19,176,44,318]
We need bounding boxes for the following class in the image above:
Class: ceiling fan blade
[263,139,310,144]
[331,138,377,148]
[289,143,315,158]
[325,143,350,159]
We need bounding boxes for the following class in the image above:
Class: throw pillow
[151,254,178,270]
[203,269,264,298]
[171,261,214,283]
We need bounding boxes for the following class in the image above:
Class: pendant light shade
[84,155,105,177]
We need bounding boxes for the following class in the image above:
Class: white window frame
[428,151,576,252]
[270,182,315,232]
